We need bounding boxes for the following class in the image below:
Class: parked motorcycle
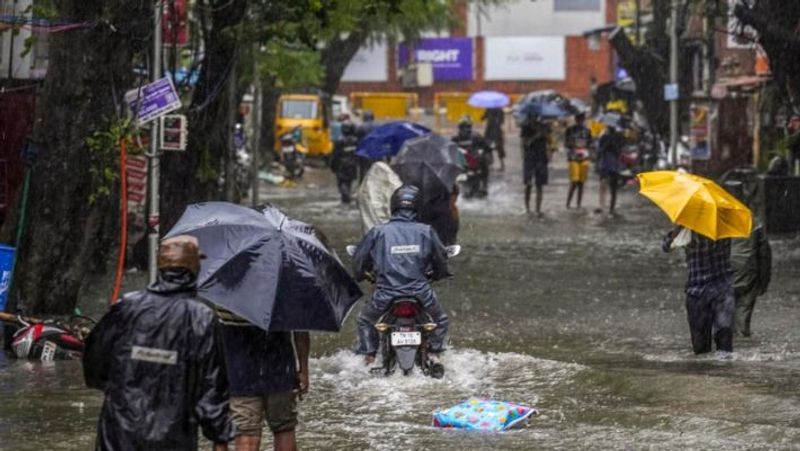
[346,244,461,378]
[280,130,306,180]
[1,312,93,360]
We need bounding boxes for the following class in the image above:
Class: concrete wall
[467,0,607,37]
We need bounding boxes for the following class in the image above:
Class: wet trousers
[336,176,354,203]
[734,284,759,337]
[685,284,735,354]
[356,288,449,356]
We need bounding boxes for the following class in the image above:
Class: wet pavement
[2,127,800,450]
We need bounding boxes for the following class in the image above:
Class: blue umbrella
[164,202,362,332]
[468,91,510,109]
[518,101,572,119]
[355,121,431,160]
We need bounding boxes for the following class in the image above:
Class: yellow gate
[350,92,419,120]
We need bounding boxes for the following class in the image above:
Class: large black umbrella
[392,134,464,245]
[164,202,362,332]
[392,133,465,196]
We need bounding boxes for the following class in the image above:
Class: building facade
[337,0,618,108]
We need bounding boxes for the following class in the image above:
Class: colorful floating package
[432,399,538,432]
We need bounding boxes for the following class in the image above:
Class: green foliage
[84,118,138,205]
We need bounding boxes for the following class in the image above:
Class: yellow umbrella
[637,171,752,240]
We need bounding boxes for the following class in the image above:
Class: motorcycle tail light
[374,323,390,333]
[392,301,419,318]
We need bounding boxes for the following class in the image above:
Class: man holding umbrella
[639,171,752,355]
[163,202,363,451]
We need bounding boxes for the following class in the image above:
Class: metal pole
[251,45,262,208]
[669,0,680,167]
[147,2,163,284]
[635,0,642,44]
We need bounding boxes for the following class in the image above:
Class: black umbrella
[392,133,465,197]
[164,202,362,332]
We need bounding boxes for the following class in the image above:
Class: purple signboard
[124,76,182,124]
[398,38,473,81]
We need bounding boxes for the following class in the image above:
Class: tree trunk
[320,31,369,99]
[259,76,280,164]
[12,1,151,314]
[160,0,247,231]
[610,29,670,135]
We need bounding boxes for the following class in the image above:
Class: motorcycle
[1,312,93,360]
[280,128,307,180]
[346,244,461,378]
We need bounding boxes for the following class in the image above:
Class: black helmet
[390,185,421,215]
[457,115,472,134]
[341,121,356,136]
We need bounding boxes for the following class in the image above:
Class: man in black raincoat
[330,121,360,203]
[353,185,450,364]
[84,235,234,451]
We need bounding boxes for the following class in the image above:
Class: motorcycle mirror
[346,245,357,257]
[445,245,461,258]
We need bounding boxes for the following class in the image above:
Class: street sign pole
[669,0,680,167]
[148,2,163,284]
[251,44,262,208]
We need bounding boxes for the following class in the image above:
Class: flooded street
[2,133,800,450]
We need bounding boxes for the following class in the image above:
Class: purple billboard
[398,38,473,81]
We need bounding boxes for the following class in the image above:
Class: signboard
[398,38,473,81]
[664,83,679,101]
[126,155,148,207]
[342,43,388,82]
[159,114,188,151]
[689,104,711,160]
[125,76,182,125]
[484,37,565,81]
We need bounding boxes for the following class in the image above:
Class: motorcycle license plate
[391,331,421,346]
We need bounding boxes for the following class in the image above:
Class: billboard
[398,38,473,81]
[342,43,388,82]
[484,37,566,81]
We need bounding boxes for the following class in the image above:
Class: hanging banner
[342,43,388,82]
[397,38,473,81]
[690,103,711,160]
[484,37,565,81]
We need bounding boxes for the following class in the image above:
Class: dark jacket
[84,269,234,451]
[353,209,450,299]
[597,129,625,175]
[331,135,359,181]
[730,224,772,295]
[452,132,491,156]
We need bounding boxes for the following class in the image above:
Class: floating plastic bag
[432,399,538,432]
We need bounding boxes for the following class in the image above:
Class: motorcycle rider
[452,116,492,197]
[353,185,451,365]
[279,130,305,180]
[330,121,360,204]
[565,113,593,209]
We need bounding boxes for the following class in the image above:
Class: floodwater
[2,131,800,450]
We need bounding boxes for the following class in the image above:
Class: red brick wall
[338,36,614,108]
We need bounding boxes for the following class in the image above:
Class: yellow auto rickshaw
[274,94,334,157]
